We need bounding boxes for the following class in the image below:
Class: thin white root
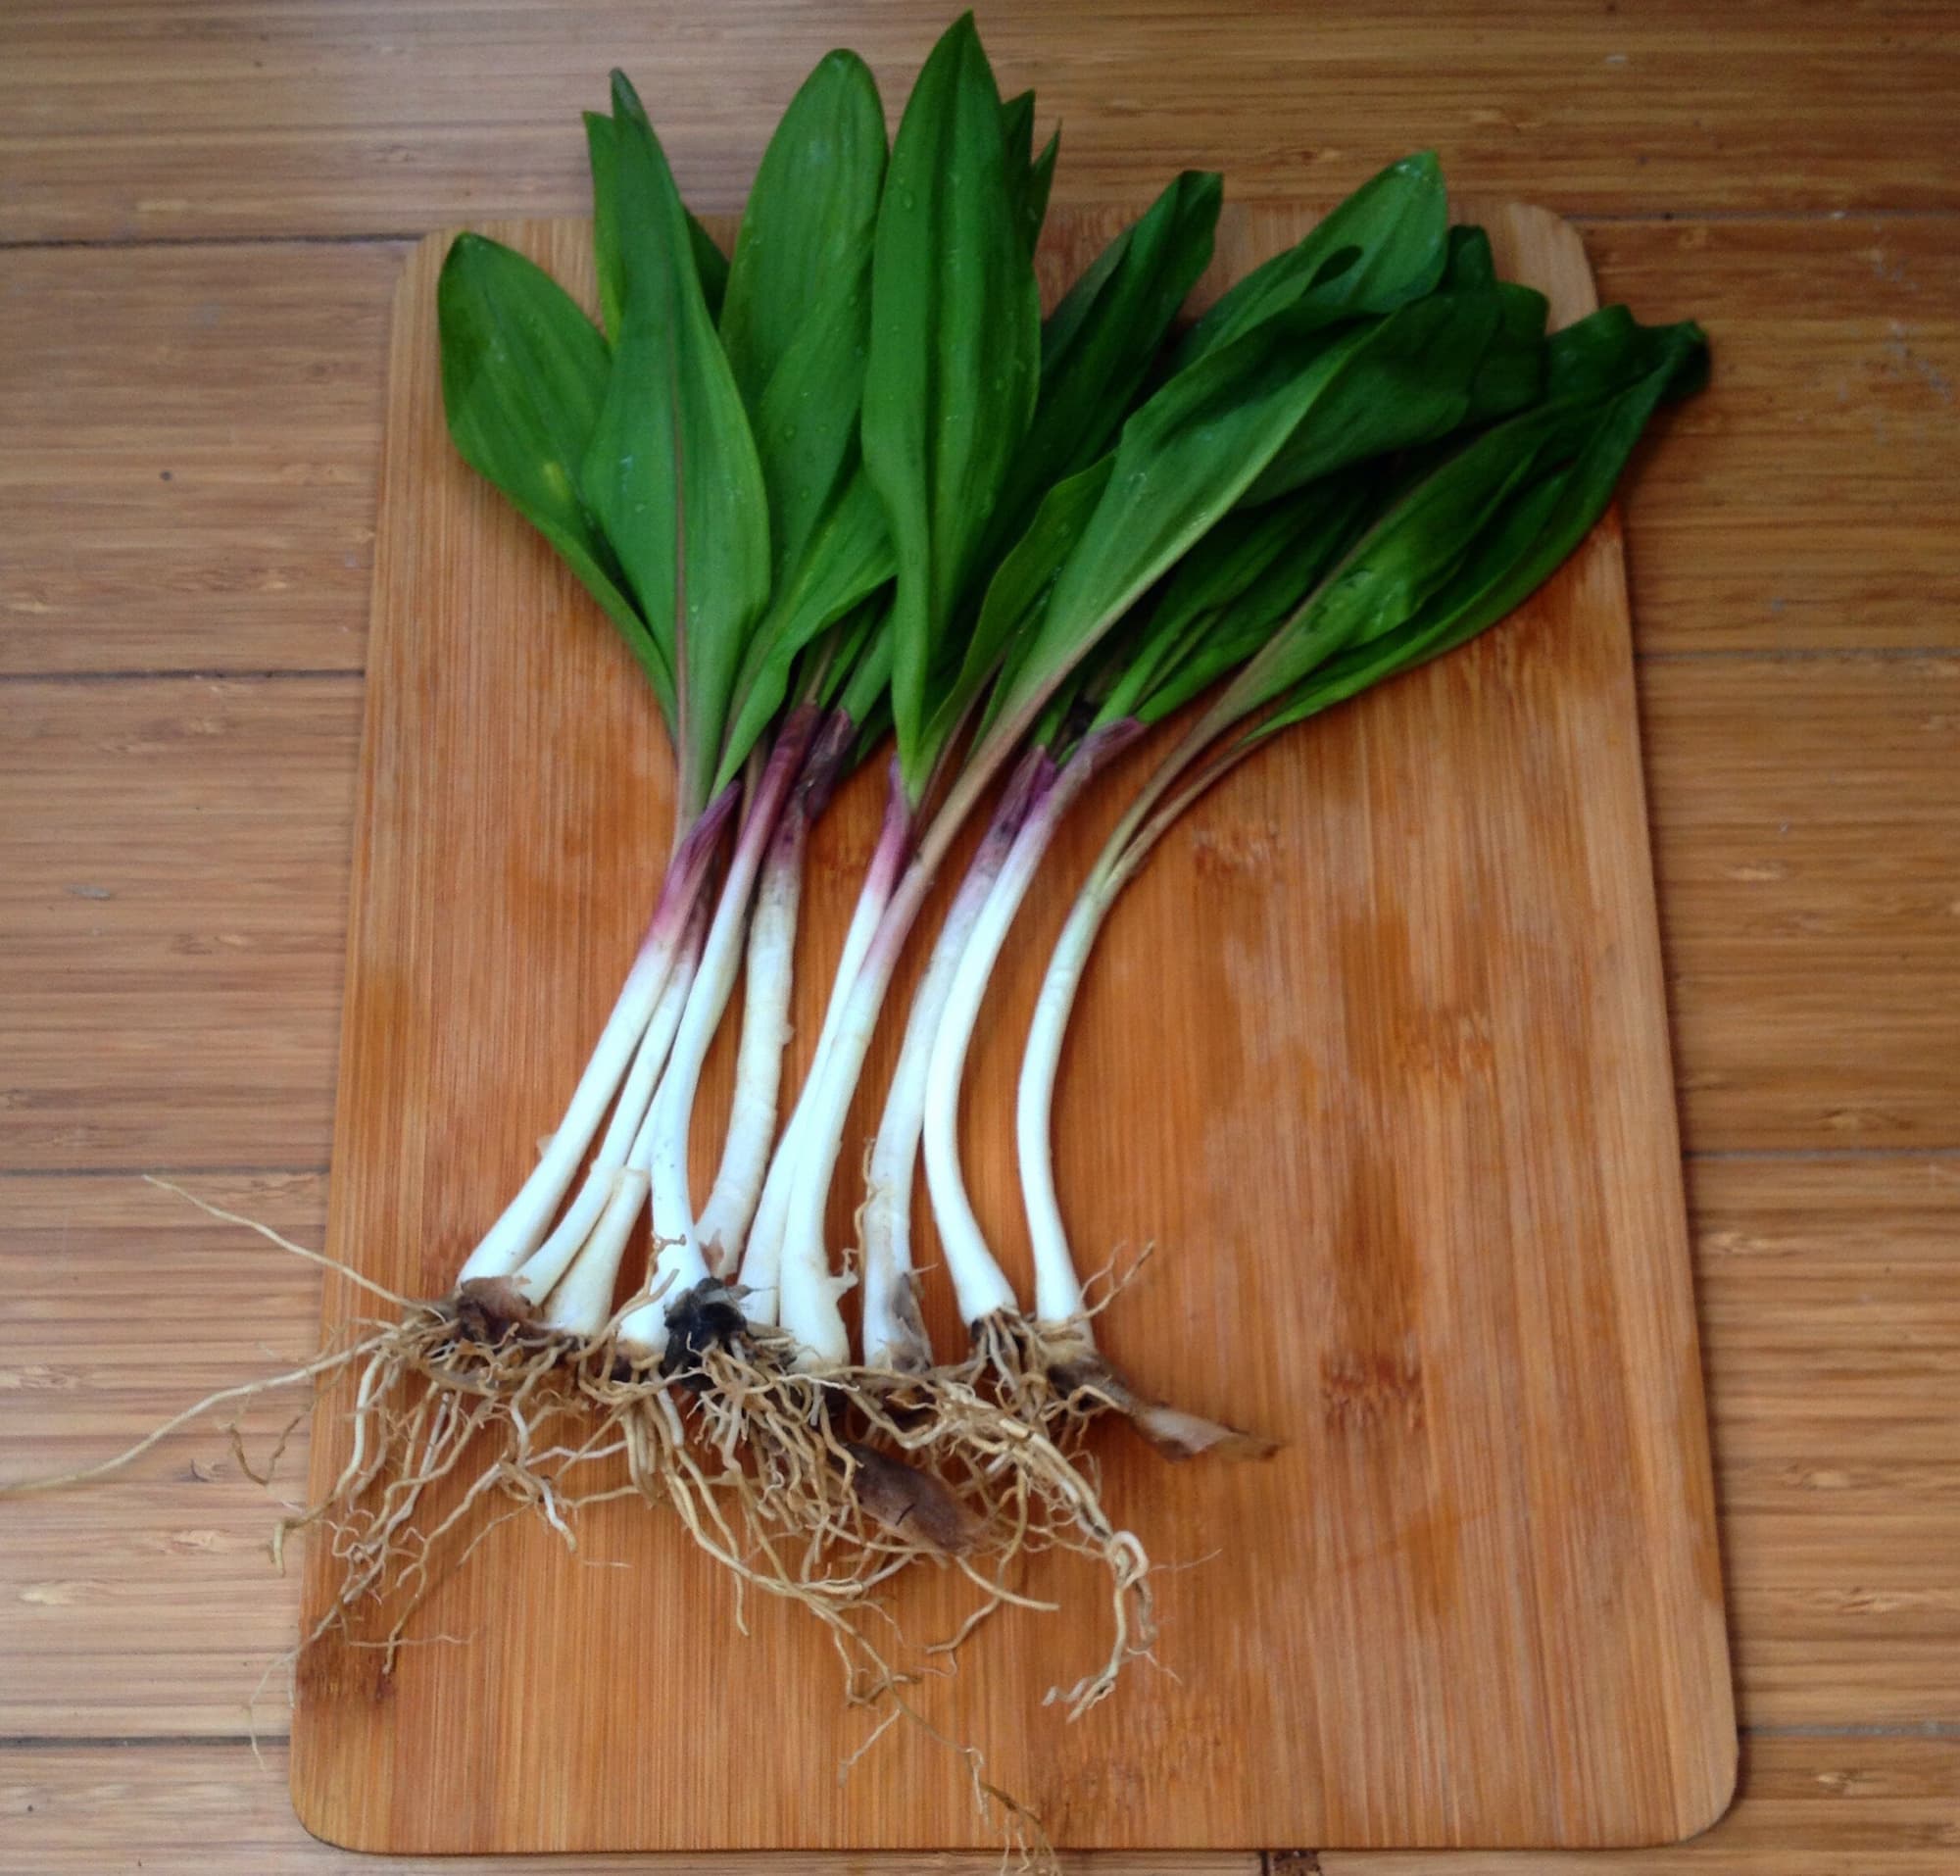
[0,1339,386,1497]
[145,1176,415,1308]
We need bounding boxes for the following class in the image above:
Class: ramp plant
[1007,309,1710,1404]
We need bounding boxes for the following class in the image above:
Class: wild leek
[851,188,1544,1383]
[1012,312,1711,1362]
[446,70,773,1329]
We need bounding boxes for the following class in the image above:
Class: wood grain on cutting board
[292,204,1735,1851]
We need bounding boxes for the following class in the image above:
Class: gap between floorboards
[4,647,1957,688]
[3,203,1959,255]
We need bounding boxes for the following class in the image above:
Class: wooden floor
[1,4,1955,1871]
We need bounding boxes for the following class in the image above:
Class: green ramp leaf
[581,70,771,824]
[717,476,895,789]
[585,110,729,337]
[975,293,1400,757]
[861,12,1044,805]
[1094,478,1378,731]
[1000,89,1060,257]
[710,50,892,789]
[928,456,1116,754]
[719,47,886,573]
[1242,275,1546,504]
[436,231,675,728]
[1233,311,1711,730]
[1252,315,1709,741]
[951,150,1468,749]
[989,169,1224,552]
[1174,150,1448,368]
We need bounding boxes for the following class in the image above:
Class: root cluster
[12,1200,1274,1862]
[974,1309,1280,1463]
[557,1286,1161,1722]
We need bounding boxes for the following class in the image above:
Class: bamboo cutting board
[293,203,1735,1853]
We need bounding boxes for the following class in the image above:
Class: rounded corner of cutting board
[1669,1709,1743,1848]
[288,1751,375,1855]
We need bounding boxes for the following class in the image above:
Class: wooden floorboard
[2,1737,1954,1873]
[0,1173,326,1736]
[4,2,1959,240]
[0,243,400,676]
[1640,655,1960,1152]
[1690,1160,1960,1728]
[1315,1736,1960,1873]
[0,679,359,1170]
[1597,218,1960,656]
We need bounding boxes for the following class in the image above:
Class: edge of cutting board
[294,199,1737,1853]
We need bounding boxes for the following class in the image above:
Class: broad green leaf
[1247,321,1709,741]
[1224,425,1546,715]
[688,219,731,322]
[751,298,881,582]
[1137,479,1376,720]
[1250,473,1574,746]
[976,298,1388,758]
[840,605,897,738]
[1064,498,1307,740]
[1436,223,1551,427]
[1001,90,1035,172]
[581,71,770,823]
[585,113,627,339]
[1099,479,1375,729]
[1241,279,1542,504]
[947,173,1222,727]
[1174,151,1448,368]
[719,50,885,479]
[943,457,1115,748]
[439,235,607,532]
[1233,312,1709,729]
[1045,480,1369,752]
[1038,217,1124,363]
[585,110,728,337]
[1140,494,1328,656]
[1000,94,1035,239]
[862,13,1043,805]
[1464,280,1550,423]
[706,53,889,789]
[1442,222,1497,290]
[809,593,889,714]
[1082,506,1278,725]
[1024,124,1060,255]
[986,169,1223,555]
[437,232,675,728]
[981,188,1553,764]
[1405,315,1709,655]
[1545,302,1712,405]
[999,91,1060,258]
